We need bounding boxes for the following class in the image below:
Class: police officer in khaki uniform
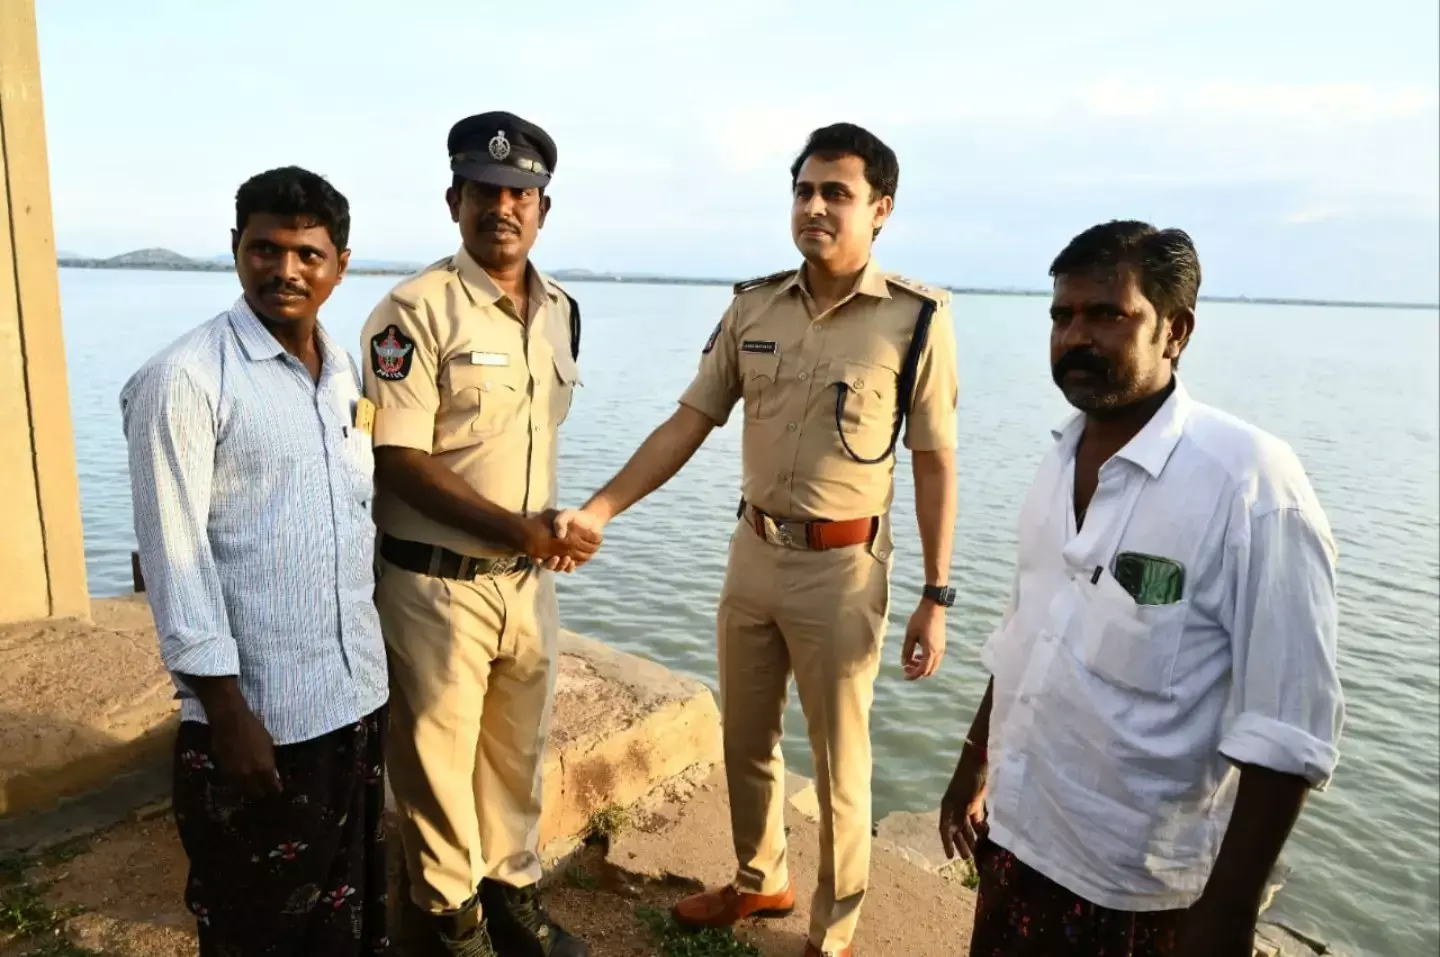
[360,111,596,957]
[555,122,959,957]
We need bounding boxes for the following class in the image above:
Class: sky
[33,0,1440,303]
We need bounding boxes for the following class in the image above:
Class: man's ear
[538,193,552,229]
[230,228,241,259]
[446,186,461,224]
[1166,308,1196,362]
[337,249,351,284]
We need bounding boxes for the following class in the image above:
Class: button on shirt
[678,260,959,525]
[120,298,388,746]
[981,378,1344,911]
[359,247,580,559]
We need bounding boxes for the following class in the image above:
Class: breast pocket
[550,351,579,426]
[739,352,781,419]
[1076,570,1188,697]
[829,360,898,435]
[443,356,527,440]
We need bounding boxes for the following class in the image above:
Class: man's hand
[901,600,947,680]
[208,700,282,799]
[939,742,989,863]
[521,508,602,573]
[545,507,610,573]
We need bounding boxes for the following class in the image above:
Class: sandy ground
[2,768,976,956]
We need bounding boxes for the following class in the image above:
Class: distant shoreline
[55,258,1440,312]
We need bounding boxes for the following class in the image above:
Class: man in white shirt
[939,220,1344,957]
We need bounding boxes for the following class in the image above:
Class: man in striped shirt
[121,167,392,956]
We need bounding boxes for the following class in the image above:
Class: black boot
[432,896,499,957]
[478,878,588,957]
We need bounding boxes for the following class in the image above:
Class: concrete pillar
[0,0,89,623]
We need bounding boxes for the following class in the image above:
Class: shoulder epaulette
[733,268,797,296]
[389,258,458,309]
[884,273,950,304]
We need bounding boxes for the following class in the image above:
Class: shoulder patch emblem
[371,325,416,381]
[702,321,722,355]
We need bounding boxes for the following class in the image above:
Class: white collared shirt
[121,297,388,745]
[981,377,1344,912]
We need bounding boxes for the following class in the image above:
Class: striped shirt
[120,296,388,745]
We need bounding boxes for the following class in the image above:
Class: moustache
[1052,348,1112,383]
[261,279,309,298]
[478,217,521,236]
[800,220,833,235]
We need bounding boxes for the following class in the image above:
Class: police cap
[448,111,556,191]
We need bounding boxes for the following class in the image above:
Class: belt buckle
[485,556,518,578]
[762,516,798,549]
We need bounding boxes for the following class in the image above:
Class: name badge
[741,340,778,355]
[352,397,376,435]
[471,352,511,367]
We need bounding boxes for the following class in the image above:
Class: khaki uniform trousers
[717,518,891,954]
[376,559,559,916]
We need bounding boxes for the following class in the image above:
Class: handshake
[523,506,608,573]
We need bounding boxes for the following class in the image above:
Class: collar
[779,258,892,302]
[454,246,559,312]
[227,295,346,377]
[1050,376,1191,479]
[228,296,285,361]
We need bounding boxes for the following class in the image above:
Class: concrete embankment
[0,598,1344,956]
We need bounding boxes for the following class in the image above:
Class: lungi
[968,837,1185,957]
[171,706,392,956]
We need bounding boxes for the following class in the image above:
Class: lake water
[59,268,1438,957]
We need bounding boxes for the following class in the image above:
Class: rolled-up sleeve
[1219,504,1344,789]
[120,363,237,681]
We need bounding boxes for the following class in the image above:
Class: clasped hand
[527,507,606,573]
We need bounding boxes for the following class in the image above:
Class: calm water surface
[60,269,1439,957]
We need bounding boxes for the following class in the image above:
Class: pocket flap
[739,351,780,382]
[834,360,894,397]
[552,350,580,386]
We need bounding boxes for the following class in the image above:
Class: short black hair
[235,166,350,251]
[1049,220,1202,319]
[789,122,899,203]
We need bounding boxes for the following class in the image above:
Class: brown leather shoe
[671,883,795,928]
[802,943,853,957]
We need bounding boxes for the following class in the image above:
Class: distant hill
[57,247,424,277]
[105,247,195,267]
[52,248,1438,310]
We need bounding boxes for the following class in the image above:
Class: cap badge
[488,129,511,161]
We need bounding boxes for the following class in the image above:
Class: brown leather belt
[380,534,531,580]
[740,501,877,551]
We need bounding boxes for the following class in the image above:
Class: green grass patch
[584,804,630,842]
[635,904,762,957]
[0,849,97,956]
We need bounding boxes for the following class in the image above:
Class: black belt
[379,534,531,581]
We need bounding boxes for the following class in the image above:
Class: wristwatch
[922,583,956,607]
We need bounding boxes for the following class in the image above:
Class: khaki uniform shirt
[359,246,580,558]
[679,259,958,525]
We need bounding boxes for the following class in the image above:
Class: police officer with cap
[360,110,596,957]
